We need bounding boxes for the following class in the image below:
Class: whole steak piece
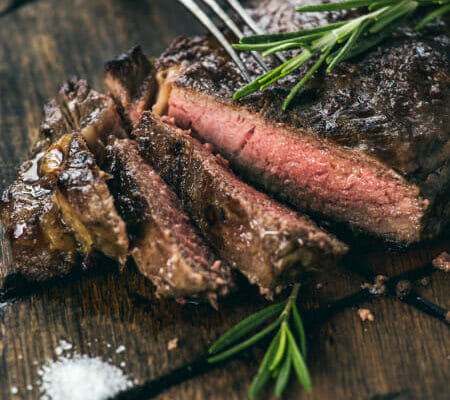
[135,113,348,297]
[157,0,449,245]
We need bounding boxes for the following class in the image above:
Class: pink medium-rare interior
[168,87,426,243]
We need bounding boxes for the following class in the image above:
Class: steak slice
[53,134,129,267]
[105,137,231,304]
[0,133,128,281]
[135,112,347,297]
[0,149,78,281]
[156,0,449,245]
[33,78,127,159]
[104,45,157,126]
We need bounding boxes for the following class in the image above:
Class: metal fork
[176,0,286,82]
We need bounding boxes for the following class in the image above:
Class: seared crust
[104,45,157,125]
[0,133,129,280]
[33,78,127,159]
[55,134,129,267]
[0,150,78,281]
[1,77,130,281]
[156,1,449,241]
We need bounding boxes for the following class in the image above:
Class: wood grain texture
[0,1,449,399]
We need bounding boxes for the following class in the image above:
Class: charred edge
[104,45,149,76]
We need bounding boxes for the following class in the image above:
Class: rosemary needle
[232,0,450,110]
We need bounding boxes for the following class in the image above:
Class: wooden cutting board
[0,1,448,399]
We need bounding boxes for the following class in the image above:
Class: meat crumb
[432,252,450,272]
[419,276,431,286]
[167,338,179,351]
[211,260,222,271]
[358,308,374,322]
[362,275,388,295]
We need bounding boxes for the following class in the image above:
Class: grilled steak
[0,133,128,280]
[155,0,449,245]
[54,134,129,266]
[135,113,347,296]
[0,149,78,281]
[1,79,129,281]
[33,78,127,159]
[105,137,231,304]
[104,45,157,126]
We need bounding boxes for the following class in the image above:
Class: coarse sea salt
[55,339,73,356]
[115,345,126,354]
[39,353,132,400]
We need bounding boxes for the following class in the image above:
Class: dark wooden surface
[0,1,448,399]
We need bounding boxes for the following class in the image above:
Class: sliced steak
[0,133,128,280]
[1,79,129,281]
[135,112,347,297]
[105,137,231,304]
[0,149,78,281]
[33,78,127,159]
[53,134,129,267]
[104,45,157,126]
[155,0,449,245]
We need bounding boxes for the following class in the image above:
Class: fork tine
[200,0,269,72]
[224,0,287,63]
[177,0,251,81]
[224,0,264,35]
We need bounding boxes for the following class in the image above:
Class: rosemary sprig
[232,0,449,110]
[208,283,311,398]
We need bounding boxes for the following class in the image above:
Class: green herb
[233,0,449,110]
[208,283,310,398]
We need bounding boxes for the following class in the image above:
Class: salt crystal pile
[39,353,132,400]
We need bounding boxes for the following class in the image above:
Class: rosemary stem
[281,283,301,319]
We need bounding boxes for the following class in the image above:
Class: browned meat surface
[1,78,129,281]
[105,138,231,304]
[135,113,347,297]
[104,45,157,126]
[0,148,78,281]
[33,78,126,159]
[432,251,450,273]
[1,133,128,280]
[54,134,129,267]
[153,0,449,245]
